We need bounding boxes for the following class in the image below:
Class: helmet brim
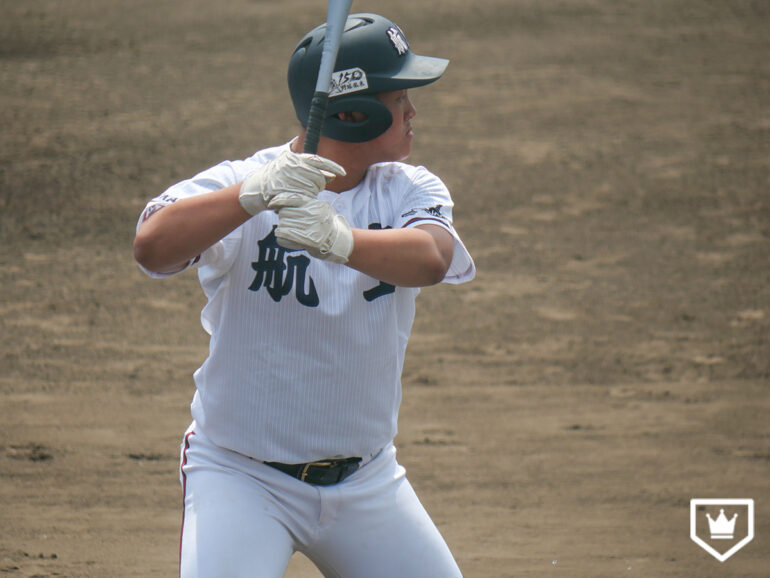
[382,53,449,89]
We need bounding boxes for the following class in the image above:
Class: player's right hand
[238,151,345,215]
[270,193,354,264]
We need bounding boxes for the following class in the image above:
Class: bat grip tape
[303,91,329,155]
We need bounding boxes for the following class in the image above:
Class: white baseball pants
[179,424,462,577]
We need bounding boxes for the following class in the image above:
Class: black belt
[264,457,362,486]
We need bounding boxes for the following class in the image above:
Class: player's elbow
[423,254,450,286]
[133,231,157,271]
[414,224,453,286]
[133,230,173,274]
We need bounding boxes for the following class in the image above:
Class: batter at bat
[133,13,475,577]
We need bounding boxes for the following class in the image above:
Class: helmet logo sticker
[329,67,369,98]
[386,27,409,56]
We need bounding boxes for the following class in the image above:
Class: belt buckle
[300,459,335,482]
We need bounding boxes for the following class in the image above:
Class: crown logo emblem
[706,508,738,539]
[690,499,754,562]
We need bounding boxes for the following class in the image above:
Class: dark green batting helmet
[288,13,449,143]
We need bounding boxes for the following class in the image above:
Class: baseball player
[133,13,475,577]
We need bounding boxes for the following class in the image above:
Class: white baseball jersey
[138,141,475,463]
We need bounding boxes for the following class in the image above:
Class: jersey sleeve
[135,161,247,280]
[394,167,475,284]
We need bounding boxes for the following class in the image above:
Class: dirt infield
[1,1,768,576]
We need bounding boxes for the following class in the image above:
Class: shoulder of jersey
[245,143,291,164]
[367,160,425,183]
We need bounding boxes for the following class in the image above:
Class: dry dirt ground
[1,1,768,576]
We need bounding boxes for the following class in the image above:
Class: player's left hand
[239,151,345,216]
[270,193,354,264]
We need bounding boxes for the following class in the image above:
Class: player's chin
[376,134,413,162]
[380,144,412,163]
[397,135,414,159]
[395,146,412,162]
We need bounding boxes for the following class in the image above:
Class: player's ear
[336,111,368,123]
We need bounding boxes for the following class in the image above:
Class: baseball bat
[303,0,353,154]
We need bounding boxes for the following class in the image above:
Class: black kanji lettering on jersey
[249,227,319,307]
[363,223,396,302]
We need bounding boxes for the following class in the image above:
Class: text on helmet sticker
[329,67,369,98]
[386,26,409,56]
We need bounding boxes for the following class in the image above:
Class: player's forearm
[133,184,251,274]
[345,225,453,287]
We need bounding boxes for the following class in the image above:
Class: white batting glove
[238,151,345,215]
[270,193,354,264]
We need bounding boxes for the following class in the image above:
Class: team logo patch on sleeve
[401,205,445,219]
[141,194,178,222]
[141,203,164,222]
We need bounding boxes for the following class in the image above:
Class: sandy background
[1,0,768,576]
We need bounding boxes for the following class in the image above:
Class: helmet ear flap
[323,96,393,143]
